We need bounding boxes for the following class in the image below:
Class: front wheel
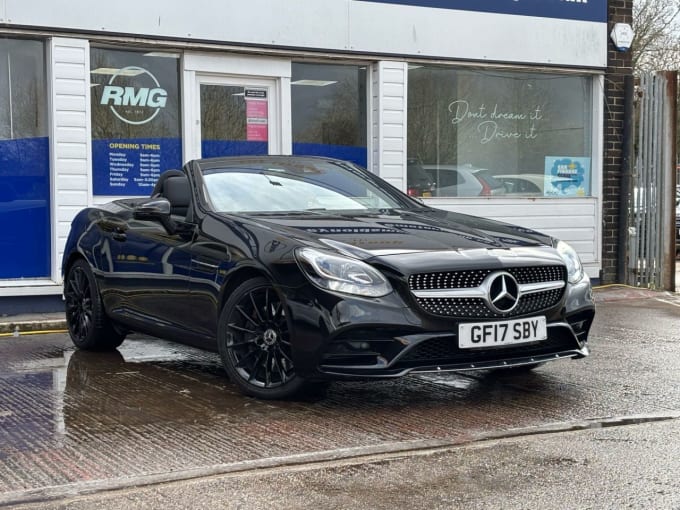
[218,277,306,399]
[64,259,126,351]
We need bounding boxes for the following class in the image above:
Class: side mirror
[133,198,176,233]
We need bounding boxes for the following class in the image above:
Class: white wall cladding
[425,198,600,278]
[4,0,607,68]
[49,37,92,286]
[372,62,407,190]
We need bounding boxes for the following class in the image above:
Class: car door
[96,214,195,334]
[187,214,255,340]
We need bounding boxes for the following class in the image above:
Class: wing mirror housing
[133,198,176,233]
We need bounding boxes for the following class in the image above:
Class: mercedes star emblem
[486,272,520,314]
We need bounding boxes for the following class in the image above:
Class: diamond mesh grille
[408,265,567,318]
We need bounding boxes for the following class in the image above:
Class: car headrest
[151,169,184,197]
[164,175,190,208]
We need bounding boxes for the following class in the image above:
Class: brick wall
[601,0,633,283]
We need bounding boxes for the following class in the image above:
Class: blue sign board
[355,0,606,23]
[92,138,182,196]
[89,50,183,196]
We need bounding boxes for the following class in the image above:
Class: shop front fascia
[0,0,608,302]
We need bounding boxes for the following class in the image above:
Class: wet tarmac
[1,290,679,506]
[17,419,678,510]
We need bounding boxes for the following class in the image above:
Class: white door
[182,53,292,162]
[193,75,279,160]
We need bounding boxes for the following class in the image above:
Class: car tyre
[218,277,306,399]
[64,259,125,351]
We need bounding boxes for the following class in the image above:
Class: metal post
[661,71,677,291]
[618,75,634,283]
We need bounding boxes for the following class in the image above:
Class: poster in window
[543,157,591,197]
[90,49,182,196]
[245,89,268,142]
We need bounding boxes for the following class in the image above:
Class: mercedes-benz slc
[62,156,595,399]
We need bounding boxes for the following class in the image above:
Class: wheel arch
[218,266,272,313]
[62,251,88,280]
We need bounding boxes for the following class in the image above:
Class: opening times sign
[90,51,183,196]
[92,138,181,195]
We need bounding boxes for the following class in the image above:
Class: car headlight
[296,247,393,297]
[556,240,584,284]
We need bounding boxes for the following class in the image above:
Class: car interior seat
[152,170,191,220]
[151,169,182,197]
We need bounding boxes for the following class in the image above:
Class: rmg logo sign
[100,66,168,125]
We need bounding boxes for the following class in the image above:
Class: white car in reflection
[422,165,506,197]
[493,174,580,196]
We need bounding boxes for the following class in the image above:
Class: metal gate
[627,71,677,289]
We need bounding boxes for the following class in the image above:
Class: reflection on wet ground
[1,297,679,497]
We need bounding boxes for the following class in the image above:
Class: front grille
[409,269,491,290]
[409,265,567,318]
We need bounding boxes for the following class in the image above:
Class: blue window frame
[0,39,50,279]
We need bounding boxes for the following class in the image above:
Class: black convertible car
[62,156,595,399]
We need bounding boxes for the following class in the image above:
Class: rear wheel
[218,277,306,399]
[64,259,125,351]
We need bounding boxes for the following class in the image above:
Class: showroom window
[0,38,50,279]
[292,63,367,167]
[407,66,593,198]
[90,48,182,196]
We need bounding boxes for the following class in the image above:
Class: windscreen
[200,160,410,213]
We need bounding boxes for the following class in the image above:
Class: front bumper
[315,321,590,378]
[283,274,595,379]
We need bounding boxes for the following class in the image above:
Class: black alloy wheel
[64,259,125,351]
[218,277,305,399]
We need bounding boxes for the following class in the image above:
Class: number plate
[458,316,547,349]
